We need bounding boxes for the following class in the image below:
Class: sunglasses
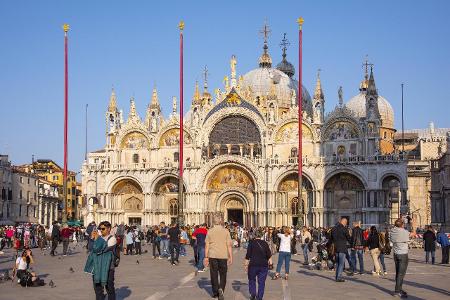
[99,227,107,231]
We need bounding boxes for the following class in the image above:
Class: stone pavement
[0,241,449,300]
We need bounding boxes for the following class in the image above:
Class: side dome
[241,67,312,115]
[345,92,394,128]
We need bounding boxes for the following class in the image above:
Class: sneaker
[198,269,205,273]
[336,278,346,282]
[172,263,176,266]
[383,271,388,275]
[218,288,224,300]
[158,256,162,260]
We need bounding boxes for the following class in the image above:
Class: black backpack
[107,236,120,267]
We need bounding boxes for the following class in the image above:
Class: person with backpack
[350,221,365,275]
[134,228,143,255]
[301,227,312,265]
[84,221,118,300]
[125,228,134,255]
[437,227,449,264]
[50,221,60,256]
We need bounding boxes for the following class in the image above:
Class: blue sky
[1,0,449,172]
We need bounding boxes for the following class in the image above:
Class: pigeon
[49,280,55,288]
[144,250,148,253]
[69,267,74,273]
[136,260,140,265]
[58,257,62,260]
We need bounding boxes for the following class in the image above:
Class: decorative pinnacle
[63,23,70,33]
[178,20,185,31]
[296,17,304,30]
[280,33,290,58]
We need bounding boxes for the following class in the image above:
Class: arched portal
[277,173,313,226]
[324,172,364,225]
[111,179,144,225]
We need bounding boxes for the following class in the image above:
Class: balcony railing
[85,154,405,172]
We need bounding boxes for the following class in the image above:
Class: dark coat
[351,226,365,248]
[423,230,436,252]
[331,223,351,253]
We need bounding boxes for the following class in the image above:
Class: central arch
[110,178,144,225]
[216,189,251,226]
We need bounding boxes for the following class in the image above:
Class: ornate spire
[338,86,344,107]
[258,21,272,68]
[201,65,212,104]
[192,80,201,105]
[360,56,373,91]
[127,97,140,123]
[276,33,295,77]
[108,88,117,112]
[150,87,161,110]
[367,66,377,96]
[314,69,324,100]
[230,55,237,87]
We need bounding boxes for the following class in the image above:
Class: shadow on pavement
[116,286,132,299]
[385,278,450,297]
[196,276,212,297]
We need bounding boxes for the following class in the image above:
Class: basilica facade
[82,37,407,228]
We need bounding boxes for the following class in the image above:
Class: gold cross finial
[63,23,70,33]
[178,20,185,31]
[296,17,304,30]
[317,68,322,79]
[362,55,373,79]
[259,21,271,44]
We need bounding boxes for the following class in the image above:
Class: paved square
[0,242,449,300]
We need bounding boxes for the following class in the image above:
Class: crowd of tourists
[1,218,449,299]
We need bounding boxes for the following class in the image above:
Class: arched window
[133,153,139,163]
[169,199,178,216]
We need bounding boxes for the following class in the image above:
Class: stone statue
[230,55,237,79]
[338,86,343,107]
[291,89,297,107]
[172,96,177,113]
[223,76,229,89]
[193,111,199,127]
[151,117,157,132]
[214,88,221,103]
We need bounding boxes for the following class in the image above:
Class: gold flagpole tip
[296,17,304,29]
[178,21,185,31]
[63,24,70,33]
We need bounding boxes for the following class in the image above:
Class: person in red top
[5,227,14,248]
[192,224,208,272]
[60,224,73,256]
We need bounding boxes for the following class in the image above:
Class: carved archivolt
[116,128,153,151]
[321,117,363,141]
[198,156,264,192]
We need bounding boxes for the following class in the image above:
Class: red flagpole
[178,21,184,225]
[62,24,69,224]
[297,17,304,225]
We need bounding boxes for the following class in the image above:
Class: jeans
[180,244,186,255]
[344,248,354,270]
[335,252,346,280]
[160,239,170,257]
[442,245,449,264]
[248,266,268,299]
[134,241,142,255]
[379,253,386,272]
[51,238,58,255]
[197,246,205,270]
[350,249,364,273]
[394,254,408,293]
[93,268,115,300]
[62,238,69,255]
[152,241,161,257]
[126,243,133,255]
[170,242,180,263]
[276,251,291,274]
[425,251,435,264]
[209,258,228,296]
[302,245,309,264]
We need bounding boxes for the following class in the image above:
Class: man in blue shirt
[437,227,449,264]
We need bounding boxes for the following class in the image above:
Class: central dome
[241,67,312,115]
